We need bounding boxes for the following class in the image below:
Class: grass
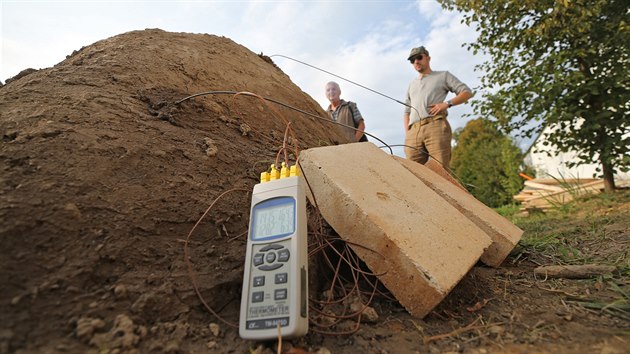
[497,189,630,320]
[494,203,521,218]
[517,194,627,263]
[568,280,630,322]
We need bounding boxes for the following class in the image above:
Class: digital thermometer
[239,168,308,340]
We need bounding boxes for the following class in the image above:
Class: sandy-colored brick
[299,142,492,318]
[394,156,523,267]
[424,158,467,191]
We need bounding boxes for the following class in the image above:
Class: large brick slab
[394,156,523,267]
[424,158,467,191]
[299,142,492,318]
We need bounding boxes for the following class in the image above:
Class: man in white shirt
[403,46,473,168]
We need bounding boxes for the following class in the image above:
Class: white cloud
[276,2,484,154]
[421,11,484,132]
[1,1,491,154]
[415,0,443,20]
[270,21,418,154]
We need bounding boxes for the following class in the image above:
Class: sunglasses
[409,55,424,63]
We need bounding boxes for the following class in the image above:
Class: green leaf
[438,0,630,185]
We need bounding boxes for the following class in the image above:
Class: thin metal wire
[269,54,421,118]
[270,54,408,107]
[175,90,393,154]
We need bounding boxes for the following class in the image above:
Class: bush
[451,118,526,207]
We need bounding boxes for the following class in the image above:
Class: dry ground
[1,29,628,354]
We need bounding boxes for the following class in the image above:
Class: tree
[440,0,630,192]
[451,118,526,207]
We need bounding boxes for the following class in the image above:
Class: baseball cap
[407,46,429,61]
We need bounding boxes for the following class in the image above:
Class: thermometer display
[251,197,295,240]
[239,175,308,340]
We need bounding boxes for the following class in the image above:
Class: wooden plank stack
[514,178,620,212]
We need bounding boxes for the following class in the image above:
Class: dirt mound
[2,29,628,354]
[0,29,346,353]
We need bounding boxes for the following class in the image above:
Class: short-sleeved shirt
[404,71,471,126]
[326,100,363,142]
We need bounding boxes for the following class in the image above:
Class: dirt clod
[1,28,628,354]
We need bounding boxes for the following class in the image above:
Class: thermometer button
[253,276,265,287]
[253,253,264,266]
[252,291,264,303]
[260,244,283,251]
[278,249,290,262]
[275,273,288,284]
[259,264,282,271]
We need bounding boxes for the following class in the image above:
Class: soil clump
[1,29,627,354]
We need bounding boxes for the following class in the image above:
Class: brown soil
[1,29,628,354]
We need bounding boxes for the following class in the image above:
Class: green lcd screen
[251,197,295,240]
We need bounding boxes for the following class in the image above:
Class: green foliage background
[451,118,527,207]
[440,0,629,191]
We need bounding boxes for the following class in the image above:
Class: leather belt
[410,115,444,129]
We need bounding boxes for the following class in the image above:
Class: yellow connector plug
[260,171,270,183]
[290,165,300,177]
[280,162,290,178]
[269,164,280,180]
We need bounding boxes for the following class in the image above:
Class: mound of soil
[1,29,627,354]
[0,29,344,353]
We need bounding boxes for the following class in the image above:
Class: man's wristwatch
[446,100,453,108]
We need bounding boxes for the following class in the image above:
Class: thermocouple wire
[269,54,419,116]
[175,90,393,154]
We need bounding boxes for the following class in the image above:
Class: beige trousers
[404,117,452,167]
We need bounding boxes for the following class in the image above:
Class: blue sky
[2,0,517,156]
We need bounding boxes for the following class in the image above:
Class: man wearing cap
[403,46,473,168]
[325,81,367,143]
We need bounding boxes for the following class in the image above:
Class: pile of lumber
[514,178,607,211]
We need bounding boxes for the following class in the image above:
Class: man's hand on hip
[428,102,448,116]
